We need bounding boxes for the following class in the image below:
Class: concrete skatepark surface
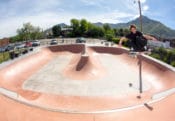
[0,44,175,121]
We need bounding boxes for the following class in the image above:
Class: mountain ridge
[45,16,175,38]
[93,16,175,38]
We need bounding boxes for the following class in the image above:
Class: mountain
[44,23,68,35]
[56,23,68,28]
[93,22,104,27]
[44,16,175,38]
[94,16,175,38]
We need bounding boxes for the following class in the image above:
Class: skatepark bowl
[0,44,175,121]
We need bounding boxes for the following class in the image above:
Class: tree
[105,30,115,41]
[17,22,42,41]
[118,28,124,37]
[87,23,105,38]
[113,28,118,36]
[123,29,130,36]
[71,19,80,37]
[10,35,21,43]
[80,19,88,36]
[103,24,111,32]
[52,25,61,37]
[31,27,43,40]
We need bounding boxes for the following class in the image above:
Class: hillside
[94,16,175,38]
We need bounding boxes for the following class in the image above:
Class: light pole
[138,58,143,94]
[133,0,143,97]
[134,0,143,32]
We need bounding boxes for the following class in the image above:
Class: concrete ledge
[0,88,18,98]
[140,54,175,72]
[0,87,170,114]
[152,88,175,100]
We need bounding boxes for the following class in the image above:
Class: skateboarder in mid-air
[119,24,157,52]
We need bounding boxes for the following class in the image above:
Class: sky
[0,0,175,38]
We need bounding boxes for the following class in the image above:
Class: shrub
[171,61,175,67]
[150,53,161,60]
[105,34,114,41]
[0,52,10,63]
[112,38,120,44]
[150,47,175,67]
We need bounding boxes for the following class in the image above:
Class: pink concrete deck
[0,44,175,121]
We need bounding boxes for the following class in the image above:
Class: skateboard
[129,50,151,58]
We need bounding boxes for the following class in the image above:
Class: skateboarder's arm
[119,37,128,46]
[143,35,157,41]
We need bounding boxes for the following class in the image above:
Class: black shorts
[128,37,148,52]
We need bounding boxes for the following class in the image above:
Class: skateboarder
[119,24,157,52]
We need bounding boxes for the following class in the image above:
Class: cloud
[0,10,137,38]
[133,0,149,14]
[80,0,106,6]
[143,5,149,11]
[0,0,150,38]
[80,0,98,6]
[140,0,146,3]
[0,12,73,38]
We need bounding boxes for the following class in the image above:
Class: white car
[32,40,40,47]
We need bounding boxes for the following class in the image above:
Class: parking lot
[39,38,105,46]
[0,38,114,65]
[0,41,40,68]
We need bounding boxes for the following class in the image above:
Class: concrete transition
[0,44,175,121]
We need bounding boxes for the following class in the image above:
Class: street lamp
[132,0,144,96]
[134,0,143,32]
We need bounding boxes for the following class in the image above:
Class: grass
[0,52,10,63]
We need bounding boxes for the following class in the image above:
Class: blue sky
[0,0,175,38]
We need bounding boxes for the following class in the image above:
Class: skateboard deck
[129,51,151,58]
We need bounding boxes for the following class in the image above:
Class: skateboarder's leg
[135,38,148,51]
[130,40,139,51]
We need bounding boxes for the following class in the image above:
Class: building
[147,40,171,49]
[45,27,73,38]
[61,27,73,37]
[170,39,175,48]
[0,38,9,47]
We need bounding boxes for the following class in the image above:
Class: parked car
[0,46,6,53]
[50,40,58,45]
[25,41,33,51]
[15,43,25,49]
[32,40,40,47]
[5,45,15,52]
[25,41,32,47]
[9,49,20,59]
[15,43,28,54]
[76,37,86,43]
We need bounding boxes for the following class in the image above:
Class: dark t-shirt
[125,31,147,51]
[125,31,143,42]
